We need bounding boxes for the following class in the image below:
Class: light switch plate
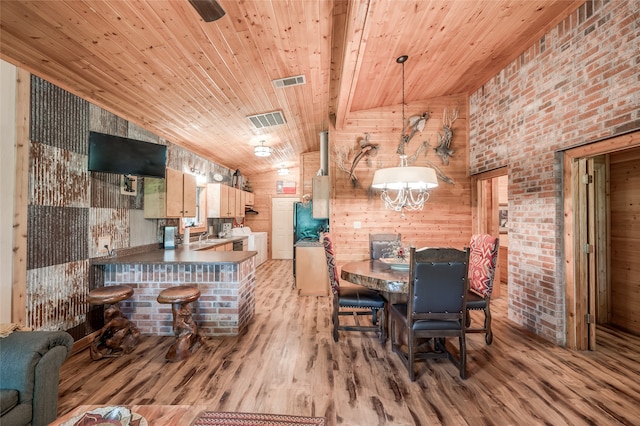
[98,236,111,255]
[353,221,361,229]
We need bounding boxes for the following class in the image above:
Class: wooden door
[220,184,232,217]
[563,131,640,350]
[165,168,184,217]
[236,189,244,218]
[182,173,197,217]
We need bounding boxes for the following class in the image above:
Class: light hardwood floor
[57,260,640,425]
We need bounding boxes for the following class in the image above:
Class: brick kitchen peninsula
[91,247,256,337]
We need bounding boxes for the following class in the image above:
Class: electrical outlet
[98,236,111,255]
[353,221,361,229]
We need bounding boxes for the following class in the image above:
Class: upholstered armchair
[0,330,73,426]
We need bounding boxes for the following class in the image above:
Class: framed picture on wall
[276,180,296,194]
[499,204,508,234]
[120,175,137,196]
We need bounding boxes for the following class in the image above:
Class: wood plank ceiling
[0,0,582,176]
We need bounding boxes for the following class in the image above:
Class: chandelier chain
[370,54,438,215]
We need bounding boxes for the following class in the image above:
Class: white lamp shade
[371,166,438,190]
[254,145,271,157]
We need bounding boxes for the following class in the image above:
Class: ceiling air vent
[272,75,306,88]
[247,111,286,129]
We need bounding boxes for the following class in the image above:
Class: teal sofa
[0,331,73,426]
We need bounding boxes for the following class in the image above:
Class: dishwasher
[232,240,245,251]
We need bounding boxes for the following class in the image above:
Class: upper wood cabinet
[245,192,255,206]
[144,168,197,218]
[312,175,329,218]
[207,183,234,218]
[237,190,245,218]
[207,184,252,218]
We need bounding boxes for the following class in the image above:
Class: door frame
[471,167,507,296]
[563,131,640,350]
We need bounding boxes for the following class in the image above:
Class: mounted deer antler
[335,133,379,187]
[434,108,458,165]
[397,113,429,156]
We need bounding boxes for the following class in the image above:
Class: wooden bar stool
[87,285,140,360]
[157,285,204,362]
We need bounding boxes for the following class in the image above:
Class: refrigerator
[293,201,330,295]
[293,201,329,243]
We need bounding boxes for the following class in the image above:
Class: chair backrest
[468,234,500,298]
[408,247,470,318]
[369,233,402,260]
[322,233,340,295]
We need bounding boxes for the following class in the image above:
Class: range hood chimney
[319,130,329,176]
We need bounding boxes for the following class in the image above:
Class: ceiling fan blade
[189,0,226,22]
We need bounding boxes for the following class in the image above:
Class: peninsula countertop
[92,241,256,265]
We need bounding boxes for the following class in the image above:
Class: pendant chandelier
[277,164,289,175]
[371,55,438,213]
[254,141,271,157]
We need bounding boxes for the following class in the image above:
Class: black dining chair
[369,233,402,260]
[389,246,470,381]
[322,233,386,343]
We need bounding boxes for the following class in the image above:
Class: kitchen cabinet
[207,184,249,218]
[207,183,235,218]
[144,168,197,218]
[245,192,255,206]
[312,175,330,218]
[218,242,234,251]
[295,246,329,296]
[198,242,234,251]
[236,190,245,218]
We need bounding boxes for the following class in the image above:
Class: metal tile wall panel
[90,171,142,210]
[89,103,127,136]
[30,76,88,154]
[127,122,160,144]
[29,142,90,208]
[129,209,159,247]
[26,260,89,330]
[27,205,89,270]
[88,207,130,258]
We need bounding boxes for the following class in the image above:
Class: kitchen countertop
[92,237,255,265]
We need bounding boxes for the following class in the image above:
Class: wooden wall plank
[609,149,640,334]
[12,68,30,324]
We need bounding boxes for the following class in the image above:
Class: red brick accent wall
[103,258,256,336]
[469,1,640,343]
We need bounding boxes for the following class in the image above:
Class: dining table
[340,259,409,295]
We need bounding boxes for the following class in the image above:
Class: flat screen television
[88,131,167,178]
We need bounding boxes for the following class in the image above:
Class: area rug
[192,411,326,426]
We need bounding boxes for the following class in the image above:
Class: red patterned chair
[466,234,500,344]
[322,234,386,343]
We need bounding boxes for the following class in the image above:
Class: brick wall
[469,0,640,343]
[103,257,256,336]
